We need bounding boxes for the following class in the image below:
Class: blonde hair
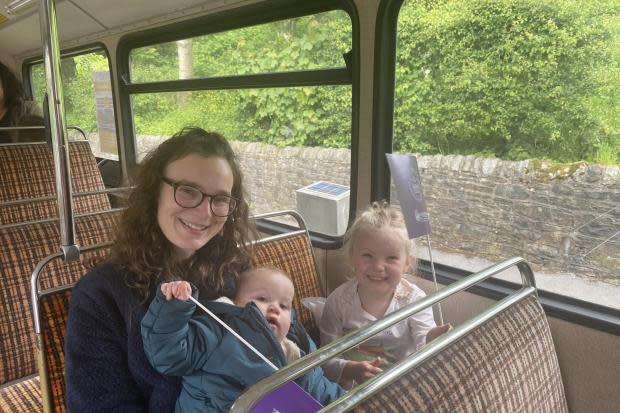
[235,266,294,299]
[343,201,416,273]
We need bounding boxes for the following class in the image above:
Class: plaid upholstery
[352,295,569,413]
[0,211,118,385]
[0,376,42,413]
[39,288,73,413]
[0,141,110,225]
[252,233,323,338]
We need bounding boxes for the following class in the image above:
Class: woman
[0,61,43,143]
[65,127,256,412]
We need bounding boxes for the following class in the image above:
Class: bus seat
[351,294,568,413]
[0,376,41,413]
[0,211,119,390]
[251,215,324,341]
[35,287,72,413]
[0,141,110,225]
[25,213,325,413]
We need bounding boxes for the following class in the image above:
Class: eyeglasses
[161,177,238,217]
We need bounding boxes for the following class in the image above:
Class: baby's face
[235,270,294,343]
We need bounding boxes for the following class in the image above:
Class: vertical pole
[39,0,79,261]
[425,234,444,325]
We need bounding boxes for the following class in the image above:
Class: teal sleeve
[140,287,220,376]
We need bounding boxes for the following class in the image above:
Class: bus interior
[0,0,618,412]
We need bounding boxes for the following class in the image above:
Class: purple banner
[386,154,431,238]
[251,381,323,413]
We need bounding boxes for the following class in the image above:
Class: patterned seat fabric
[251,232,323,340]
[0,376,42,413]
[0,141,110,225]
[38,288,74,413]
[0,211,119,386]
[352,295,569,413]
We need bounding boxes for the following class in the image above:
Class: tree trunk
[176,39,193,106]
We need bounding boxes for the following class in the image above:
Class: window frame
[116,0,360,248]
[22,42,121,155]
[375,0,620,335]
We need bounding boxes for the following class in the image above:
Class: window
[121,6,355,235]
[391,0,619,308]
[29,48,118,160]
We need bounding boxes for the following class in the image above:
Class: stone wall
[414,156,619,285]
[230,141,351,214]
[88,134,619,285]
[230,142,619,286]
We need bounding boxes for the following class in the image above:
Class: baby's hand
[426,323,453,343]
[342,359,383,385]
[160,281,192,301]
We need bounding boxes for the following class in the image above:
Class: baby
[141,266,343,412]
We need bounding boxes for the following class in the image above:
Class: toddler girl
[319,201,451,387]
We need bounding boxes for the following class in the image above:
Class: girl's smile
[351,226,411,299]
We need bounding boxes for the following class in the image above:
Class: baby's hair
[236,265,294,294]
[343,200,416,272]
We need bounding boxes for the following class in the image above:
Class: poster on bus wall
[250,381,323,413]
[386,154,431,239]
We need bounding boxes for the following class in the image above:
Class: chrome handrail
[0,187,133,208]
[319,286,535,412]
[252,209,308,230]
[30,241,114,334]
[0,207,124,230]
[230,256,535,412]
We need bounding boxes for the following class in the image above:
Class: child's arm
[425,323,453,343]
[340,359,383,386]
[141,281,220,376]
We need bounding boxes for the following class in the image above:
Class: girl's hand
[342,359,383,385]
[160,281,192,301]
[426,323,453,343]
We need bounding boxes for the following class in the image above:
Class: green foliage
[394,0,620,164]
[31,3,620,165]
[31,52,109,133]
[130,11,353,147]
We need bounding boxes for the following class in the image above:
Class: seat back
[0,211,119,386]
[351,295,569,413]
[251,230,323,339]
[0,141,110,225]
[37,288,72,413]
[33,242,112,413]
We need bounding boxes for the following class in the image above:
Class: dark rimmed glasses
[161,177,238,217]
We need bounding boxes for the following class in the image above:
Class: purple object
[386,153,432,238]
[251,381,323,413]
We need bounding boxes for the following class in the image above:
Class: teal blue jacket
[141,288,344,412]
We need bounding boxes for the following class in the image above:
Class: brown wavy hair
[110,127,256,303]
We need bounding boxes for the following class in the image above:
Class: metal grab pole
[39,0,79,261]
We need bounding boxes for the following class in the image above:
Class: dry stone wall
[89,134,619,285]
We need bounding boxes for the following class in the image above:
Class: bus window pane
[393,0,619,308]
[131,86,352,218]
[129,10,351,82]
[30,51,118,160]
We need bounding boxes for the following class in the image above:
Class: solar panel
[306,181,349,196]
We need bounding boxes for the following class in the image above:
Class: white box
[295,181,350,237]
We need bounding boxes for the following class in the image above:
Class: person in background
[0,61,43,144]
[65,127,255,412]
[142,267,343,412]
[320,201,452,388]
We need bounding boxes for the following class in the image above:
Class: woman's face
[157,153,234,259]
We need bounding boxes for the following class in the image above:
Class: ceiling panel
[76,0,211,28]
[0,0,253,59]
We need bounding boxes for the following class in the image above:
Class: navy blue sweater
[65,263,225,412]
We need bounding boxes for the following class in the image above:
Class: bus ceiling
[0,0,256,61]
